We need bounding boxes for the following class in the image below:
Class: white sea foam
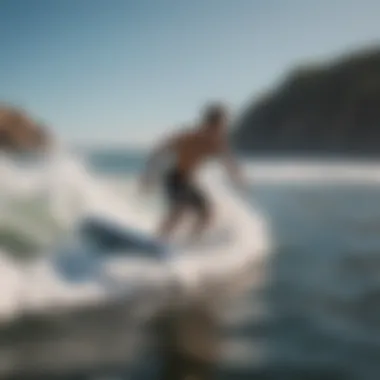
[3,153,380,377]
[0,151,269,320]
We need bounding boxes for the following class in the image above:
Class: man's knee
[197,203,211,224]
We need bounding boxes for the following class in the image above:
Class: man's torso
[171,128,223,177]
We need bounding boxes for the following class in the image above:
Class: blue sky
[1,0,380,146]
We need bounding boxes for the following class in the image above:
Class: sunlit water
[1,150,380,379]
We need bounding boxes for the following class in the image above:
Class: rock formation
[0,105,51,152]
[233,47,380,157]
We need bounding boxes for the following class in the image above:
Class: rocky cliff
[0,105,51,152]
[233,48,380,157]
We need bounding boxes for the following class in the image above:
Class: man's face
[210,112,228,135]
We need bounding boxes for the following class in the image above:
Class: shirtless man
[139,103,244,242]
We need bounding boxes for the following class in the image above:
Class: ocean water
[1,150,380,379]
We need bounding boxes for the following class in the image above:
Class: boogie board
[52,215,172,283]
[78,216,168,256]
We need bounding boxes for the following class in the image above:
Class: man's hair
[202,102,227,125]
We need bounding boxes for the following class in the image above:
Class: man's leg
[190,208,211,241]
[160,168,186,242]
[158,204,186,242]
[188,190,211,241]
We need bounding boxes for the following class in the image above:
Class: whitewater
[2,150,380,378]
[0,150,269,320]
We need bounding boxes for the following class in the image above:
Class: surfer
[139,102,245,241]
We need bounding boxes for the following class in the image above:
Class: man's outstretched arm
[219,139,246,189]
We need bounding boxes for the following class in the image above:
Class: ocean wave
[3,152,380,378]
[0,151,269,325]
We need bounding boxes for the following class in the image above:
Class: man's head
[200,102,229,133]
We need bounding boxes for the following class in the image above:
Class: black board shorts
[164,168,208,214]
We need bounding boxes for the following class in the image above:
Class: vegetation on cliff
[234,48,380,157]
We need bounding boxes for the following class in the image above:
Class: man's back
[171,127,224,176]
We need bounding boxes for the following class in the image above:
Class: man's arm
[219,138,245,188]
[140,133,179,191]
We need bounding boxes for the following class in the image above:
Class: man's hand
[220,147,249,192]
